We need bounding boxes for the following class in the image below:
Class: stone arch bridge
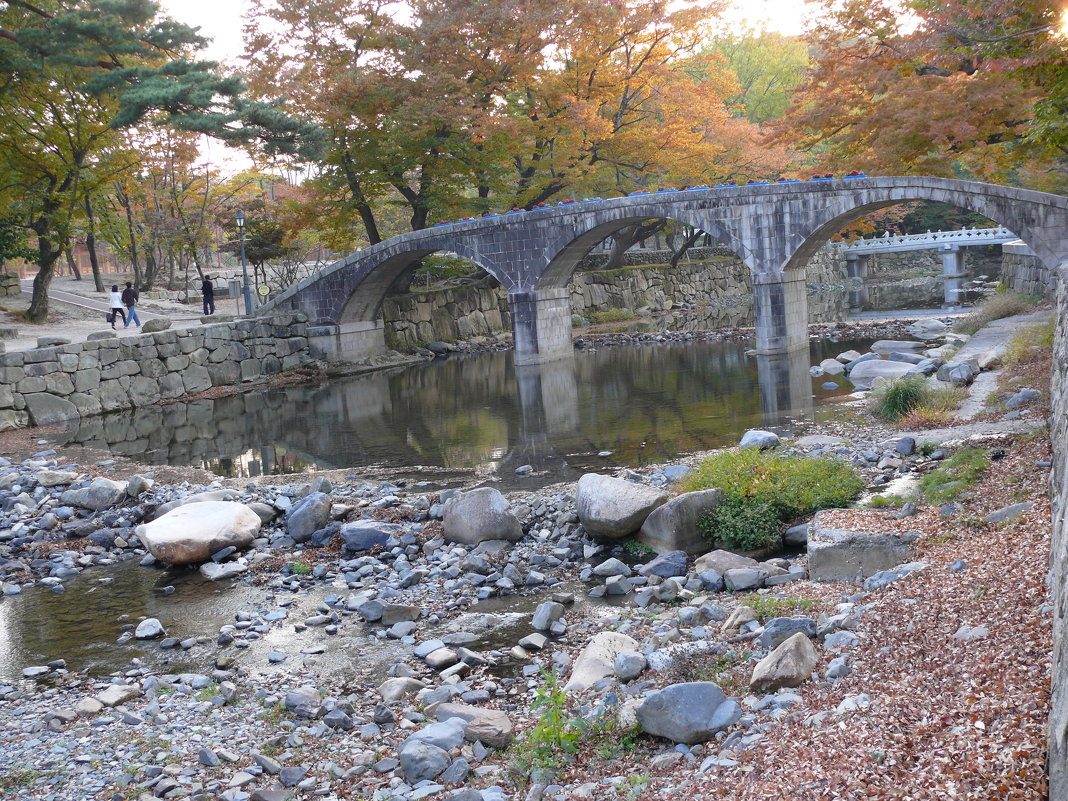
[260,176,1068,364]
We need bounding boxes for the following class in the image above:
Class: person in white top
[108,285,127,329]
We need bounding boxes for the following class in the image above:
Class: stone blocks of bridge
[511,288,574,366]
[753,274,809,355]
[308,319,386,362]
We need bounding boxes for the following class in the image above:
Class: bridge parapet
[842,226,1018,255]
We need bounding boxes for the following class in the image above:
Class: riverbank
[0,310,1054,801]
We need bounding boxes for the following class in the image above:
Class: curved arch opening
[789,200,1033,314]
[533,214,759,335]
[376,251,509,350]
[537,212,751,291]
[337,245,505,326]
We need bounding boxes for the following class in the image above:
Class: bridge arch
[533,207,747,291]
[780,179,1068,277]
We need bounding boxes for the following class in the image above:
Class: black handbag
[106,312,114,324]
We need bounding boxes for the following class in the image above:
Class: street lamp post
[236,210,251,316]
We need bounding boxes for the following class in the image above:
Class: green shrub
[953,292,1039,335]
[917,447,989,504]
[589,307,637,324]
[682,449,864,551]
[738,593,818,621]
[697,495,781,551]
[871,375,928,421]
[866,493,908,508]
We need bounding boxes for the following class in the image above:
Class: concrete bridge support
[307,320,386,362]
[511,287,575,365]
[846,253,870,312]
[753,274,809,355]
[941,245,966,308]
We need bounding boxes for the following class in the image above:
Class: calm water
[55,339,868,485]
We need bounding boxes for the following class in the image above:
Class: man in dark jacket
[202,275,215,315]
[121,282,141,328]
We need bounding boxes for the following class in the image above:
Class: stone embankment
[0,314,311,431]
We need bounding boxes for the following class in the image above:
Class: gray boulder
[1005,388,1040,409]
[870,340,925,354]
[24,393,79,426]
[636,682,741,744]
[985,501,1034,524]
[613,651,648,681]
[286,492,331,543]
[695,549,758,574]
[532,601,565,631]
[591,557,631,578]
[724,567,768,591]
[135,618,165,639]
[576,473,668,540]
[141,318,172,333]
[341,520,403,552]
[61,477,126,511]
[398,739,451,784]
[759,617,817,650]
[638,550,689,579]
[739,430,780,449]
[819,358,845,376]
[638,489,723,555]
[443,488,522,545]
[936,359,980,386]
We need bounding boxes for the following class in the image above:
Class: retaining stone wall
[1049,267,1068,799]
[383,250,848,348]
[1003,242,1057,298]
[0,313,310,430]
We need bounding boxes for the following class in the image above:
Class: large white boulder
[442,487,522,545]
[135,501,261,565]
[576,474,668,541]
[564,631,640,691]
[847,359,915,390]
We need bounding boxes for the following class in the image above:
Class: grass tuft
[917,447,989,504]
[952,292,1039,336]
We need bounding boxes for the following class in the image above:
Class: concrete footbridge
[259,176,1068,364]
[841,226,1023,308]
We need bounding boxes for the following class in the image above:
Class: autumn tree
[778,0,1068,189]
[705,28,809,125]
[0,0,322,321]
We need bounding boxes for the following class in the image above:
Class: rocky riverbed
[0,312,1054,801]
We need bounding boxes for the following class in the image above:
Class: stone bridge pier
[510,288,575,365]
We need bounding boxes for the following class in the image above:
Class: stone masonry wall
[1049,267,1068,800]
[0,313,310,430]
[1003,242,1058,298]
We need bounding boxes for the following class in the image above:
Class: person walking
[201,275,215,316]
[108,285,126,329]
[121,281,141,328]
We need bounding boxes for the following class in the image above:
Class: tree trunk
[27,225,62,322]
[84,197,104,292]
[64,247,81,280]
[119,190,143,289]
[669,228,703,268]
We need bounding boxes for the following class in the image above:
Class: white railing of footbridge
[840,226,1018,255]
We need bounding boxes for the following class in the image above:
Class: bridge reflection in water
[55,340,857,485]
